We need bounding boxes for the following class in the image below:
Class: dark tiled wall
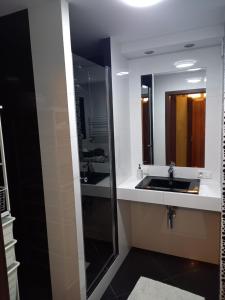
[0,10,52,300]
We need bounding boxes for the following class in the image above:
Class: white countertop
[117,176,222,212]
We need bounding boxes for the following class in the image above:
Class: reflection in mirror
[141,75,153,164]
[141,69,206,167]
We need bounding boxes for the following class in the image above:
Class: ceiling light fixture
[174,60,196,69]
[187,77,202,84]
[121,0,162,7]
[142,97,149,102]
[116,71,129,76]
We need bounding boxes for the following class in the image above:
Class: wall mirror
[141,69,206,168]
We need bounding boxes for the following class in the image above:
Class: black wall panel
[0,10,52,300]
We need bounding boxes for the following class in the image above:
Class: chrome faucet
[168,162,175,180]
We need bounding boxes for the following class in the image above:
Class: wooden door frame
[165,88,206,166]
[0,217,10,300]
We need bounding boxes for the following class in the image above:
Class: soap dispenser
[137,164,143,180]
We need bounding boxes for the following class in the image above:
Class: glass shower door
[73,55,118,295]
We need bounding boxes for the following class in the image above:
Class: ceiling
[69,0,225,55]
[0,0,224,57]
[0,0,42,17]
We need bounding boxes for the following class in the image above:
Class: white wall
[129,46,223,182]
[153,70,206,165]
[29,1,85,299]
[110,37,132,258]
[111,39,132,184]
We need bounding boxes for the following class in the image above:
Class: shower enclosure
[73,55,118,295]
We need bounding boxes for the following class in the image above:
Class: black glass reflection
[73,55,118,295]
[0,10,52,300]
[141,75,154,165]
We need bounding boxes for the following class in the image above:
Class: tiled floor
[101,248,219,300]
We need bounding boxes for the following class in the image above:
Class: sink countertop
[117,176,221,212]
[80,175,221,211]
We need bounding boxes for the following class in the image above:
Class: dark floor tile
[101,247,219,300]
[116,293,130,300]
[148,250,200,280]
[164,263,219,300]
[85,238,114,288]
[110,248,167,296]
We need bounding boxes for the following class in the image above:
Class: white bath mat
[128,277,205,300]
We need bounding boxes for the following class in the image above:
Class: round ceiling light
[121,0,162,7]
[116,71,129,76]
[174,60,196,69]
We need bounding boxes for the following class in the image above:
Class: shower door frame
[87,65,119,297]
[73,57,119,297]
[105,65,118,257]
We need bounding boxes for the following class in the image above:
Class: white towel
[128,277,205,300]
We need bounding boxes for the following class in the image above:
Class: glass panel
[73,55,118,294]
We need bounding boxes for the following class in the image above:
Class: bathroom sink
[135,176,200,194]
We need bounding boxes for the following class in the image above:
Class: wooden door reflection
[166,89,206,167]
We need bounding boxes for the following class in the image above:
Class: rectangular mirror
[141,69,206,167]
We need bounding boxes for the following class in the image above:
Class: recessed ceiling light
[142,97,149,102]
[144,50,155,55]
[142,85,148,88]
[174,60,196,69]
[184,43,195,48]
[121,0,162,7]
[116,71,129,76]
[188,68,202,72]
[187,77,202,84]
